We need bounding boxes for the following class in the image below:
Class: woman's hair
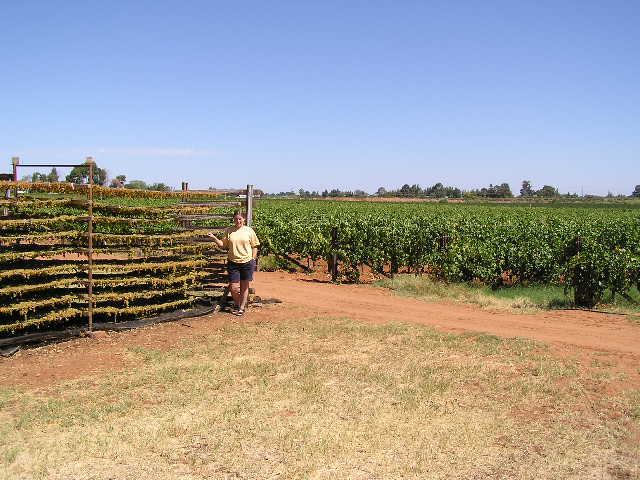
[233,210,245,218]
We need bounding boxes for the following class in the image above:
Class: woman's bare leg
[229,282,241,308]
[239,280,250,311]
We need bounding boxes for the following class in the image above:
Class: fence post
[246,184,254,227]
[181,182,189,203]
[11,157,19,198]
[390,255,398,276]
[86,157,95,333]
[330,227,339,281]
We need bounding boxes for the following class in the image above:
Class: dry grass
[1,317,638,479]
[377,275,550,313]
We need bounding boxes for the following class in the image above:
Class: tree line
[17,165,640,199]
[269,181,561,199]
[268,181,640,199]
[19,164,171,191]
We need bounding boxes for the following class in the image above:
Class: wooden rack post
[246,184,254,226]
[11,157,19,198]
[8,156,97,329]
[86,157,95,332]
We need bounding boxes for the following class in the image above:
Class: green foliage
[470,182,513,198]
[65,165,108,186]
[24,168,59,183]
[123,180,172,191]
[537,185,559,198]
[392,183,462,198]
[148,182,172,191]
[258,255,296,272]
[255,200,640,305]
[125,180,148,190]
[48,168,59,182]
[520,180,534,197]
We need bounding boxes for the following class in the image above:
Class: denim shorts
[227,259,255,283]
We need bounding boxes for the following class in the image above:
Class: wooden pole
[331,227,339,281]
[3,160,9,202]
[86,157,95,332]
[181,182,188,203]
[11,157,19,198]
[246,184,254,226]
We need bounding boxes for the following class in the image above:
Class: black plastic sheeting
[0,297,283,355]
[0,304,216,352]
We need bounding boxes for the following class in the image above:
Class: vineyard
[255,199,640,307]
[2,187,640,339]
[0,182,244,338]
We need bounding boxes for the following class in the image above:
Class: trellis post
[11,157,19,198]
[86,157,95,332]
[246,184,254,226]
[330,227,339,281]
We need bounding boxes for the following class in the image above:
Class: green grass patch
[257,254,297,272]
[377,275,640,315]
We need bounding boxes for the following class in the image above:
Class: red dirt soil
[1,271,639,390]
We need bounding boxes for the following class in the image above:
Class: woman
[207,210,260,316]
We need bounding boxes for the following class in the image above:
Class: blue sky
[1,1,638,195]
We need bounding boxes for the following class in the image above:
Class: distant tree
[631,185,640,197]
[418,182,462,198]
[125,180,148,190]
[448,187,462,198]
[520,180,534,197]
[31,172,48,182]
[536,185,559,198]
[429,182,445,198]
[47,168,59,182]
[321,189,328,198]
[354,189,368,197]
[65,164,108,186]
[497,183,513,198]
[472,182,513,198]
[399,184,412,196]
[109,175,126,188]
[148,182,171,192]
[376,187,387,196]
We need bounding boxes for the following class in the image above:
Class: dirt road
[260,272,640,356]
[1,271,638,388]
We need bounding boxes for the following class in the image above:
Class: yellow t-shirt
[222,226,260,263]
